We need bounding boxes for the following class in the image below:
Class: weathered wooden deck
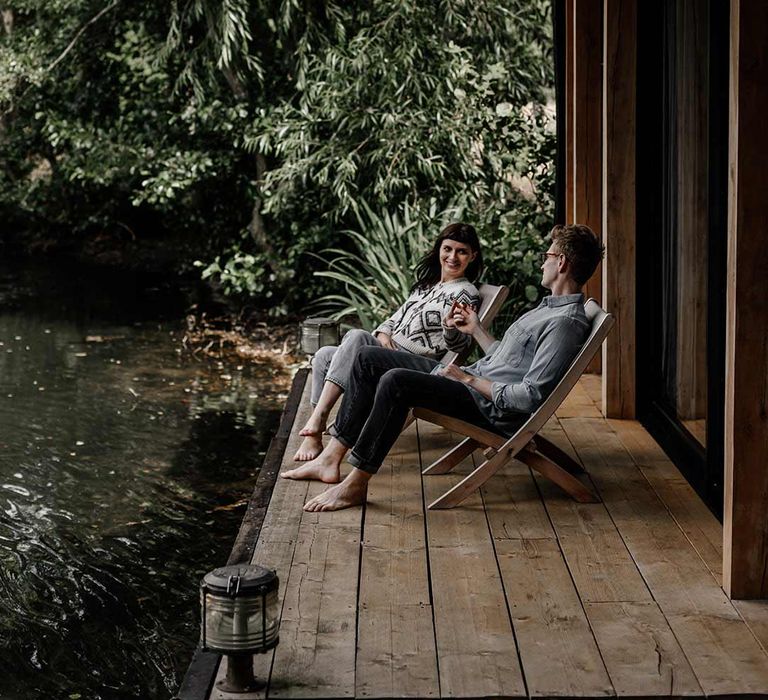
[208,373,768,699]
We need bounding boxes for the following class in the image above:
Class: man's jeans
[329,346,501,474]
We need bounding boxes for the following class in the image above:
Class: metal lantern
[299,317,340,355]
[200,564,279,693]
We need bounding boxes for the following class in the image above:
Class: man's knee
[378,368,411,398]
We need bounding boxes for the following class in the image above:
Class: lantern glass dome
[200,564,279,654]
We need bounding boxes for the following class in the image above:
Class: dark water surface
[0,262,286,699]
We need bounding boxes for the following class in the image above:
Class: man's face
[540,244,562,290]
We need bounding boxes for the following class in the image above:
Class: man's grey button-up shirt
[461,293,590,434]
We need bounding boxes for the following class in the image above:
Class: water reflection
[0,262,286,699]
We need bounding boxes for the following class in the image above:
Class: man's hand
[375,331,397,350]
[444,301,479,334]
[436,363,473,383]
[436,362,494,400]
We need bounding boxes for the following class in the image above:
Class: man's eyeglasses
[539,251,562,264]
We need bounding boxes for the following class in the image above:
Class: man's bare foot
[303,479,368,512]
[293,433,323,461]
[281,455,340,483]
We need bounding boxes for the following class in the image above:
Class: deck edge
[174,367,309,700]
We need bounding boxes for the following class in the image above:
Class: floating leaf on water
[213,499,247,512]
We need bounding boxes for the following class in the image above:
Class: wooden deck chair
[413,298,614,509]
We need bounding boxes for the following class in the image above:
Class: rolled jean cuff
[324,374,347,392]
[327,423,354,449]
[347,451,380,475]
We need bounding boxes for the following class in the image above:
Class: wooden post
[601,0,636,418]
[723,0,768,599]
[565,0,575,223]
[573,0,603,373]
[674,0,709,428]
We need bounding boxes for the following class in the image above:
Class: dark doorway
[636,0,729,518]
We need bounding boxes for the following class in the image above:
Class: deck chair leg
[517,449,600,503]
[428,448,513,509]
[422,437,481,475]
[532,435,585,475]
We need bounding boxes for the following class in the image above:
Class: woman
[294,222,483,461]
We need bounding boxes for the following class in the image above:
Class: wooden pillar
[572,0,603,372]
[674,0,709,425]
[565,0,575,223]
[723,0,768,599]
[601,0,636,418]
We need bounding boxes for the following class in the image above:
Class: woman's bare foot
[303,476,369,512]
[293,433,323,461]
[281,454,341,483]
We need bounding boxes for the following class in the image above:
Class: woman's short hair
[412,222,483,291]
[550,224,604,286]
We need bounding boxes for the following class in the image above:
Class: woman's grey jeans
[310,329,382,405]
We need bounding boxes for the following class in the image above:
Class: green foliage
[0,0,555,314]
[311,201,437,330]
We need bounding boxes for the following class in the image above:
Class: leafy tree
[0,0,555,315]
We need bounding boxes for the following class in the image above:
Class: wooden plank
[580,374,602,407]
[482,460,556,542]
[573,0,604,370]
[724,0,768,599]
[734,600,768,656]
[356,425,439,698]
[495,538,614,698]
[515,419,700,696]
[561,415,768,695]
[585,601,702,696]
[268,483,362,698]
[557,378,603,418]
[482,461,613,697]
[535,474,652,605]
[608,418,723,581]
[602,0,637,419]
[517,449,599,503]
[420,422,526,698]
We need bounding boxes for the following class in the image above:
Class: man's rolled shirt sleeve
[488,318,585,414]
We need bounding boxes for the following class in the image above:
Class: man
[281,224,604,512]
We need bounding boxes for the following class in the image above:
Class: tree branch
[45,0,120,74]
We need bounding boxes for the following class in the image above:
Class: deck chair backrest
[503,298,614,452]
[441,283,510,366]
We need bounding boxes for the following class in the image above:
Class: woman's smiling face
[439,238,477,281]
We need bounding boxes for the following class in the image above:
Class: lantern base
[216,654,265,694]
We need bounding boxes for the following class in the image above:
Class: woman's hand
[375,331,397,350]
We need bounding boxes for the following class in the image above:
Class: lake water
[0,262,289,699]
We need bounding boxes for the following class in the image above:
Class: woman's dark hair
[411,222,483,291]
